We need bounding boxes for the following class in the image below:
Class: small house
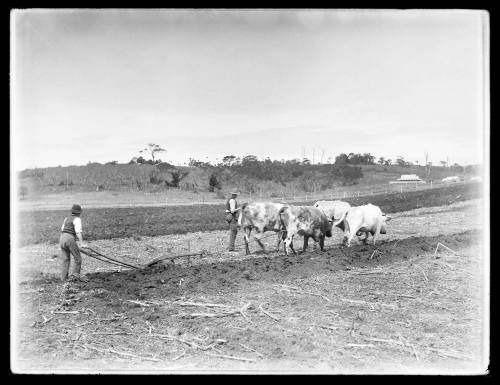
[389,174,425,184]
[442,176,460,183]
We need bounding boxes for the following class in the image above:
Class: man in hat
[225,191,241,252]
[59,204,89,282]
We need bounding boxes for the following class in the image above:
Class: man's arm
[229,199,241,214]
[74,218,88,248]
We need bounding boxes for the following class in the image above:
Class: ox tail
[238,203,248,227]
[332,211,347,228]
[278,206,289,230]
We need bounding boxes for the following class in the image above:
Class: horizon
[11,9,488,172]
[17,151,481,172]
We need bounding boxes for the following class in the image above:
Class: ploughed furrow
[74,230,480,299]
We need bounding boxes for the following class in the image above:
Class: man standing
[225,191,241,252]
[59,204,89,282]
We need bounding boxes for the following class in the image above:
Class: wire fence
[142,180,475,206]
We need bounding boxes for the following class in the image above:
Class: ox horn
[332,211,347,227]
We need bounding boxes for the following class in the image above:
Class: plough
[80,246,204,270]
[80,247,142,270]
[80,233,279,271]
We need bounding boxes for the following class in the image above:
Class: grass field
[12,200,487,373]
[16,183,481,247]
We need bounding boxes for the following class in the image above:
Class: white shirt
[61,217,82,233]
[226,198,237,213]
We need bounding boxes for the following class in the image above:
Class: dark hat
[71,204,82,214]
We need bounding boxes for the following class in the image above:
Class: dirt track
[12,200,487,374]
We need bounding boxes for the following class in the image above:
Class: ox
[333,203,392,247]
[278,205,333,256]
[313,200,351,232]
[238,202,287,255]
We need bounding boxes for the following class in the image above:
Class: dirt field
[16,183,480,246]
[12,199,487,374]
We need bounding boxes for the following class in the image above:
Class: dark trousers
[228,217,238,251]
[59,232,82,280]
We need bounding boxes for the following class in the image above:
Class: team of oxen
[238,200,392,256]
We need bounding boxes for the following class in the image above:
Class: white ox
[313,200,351,232]
[238,202,286,255]
[333,203,392,247]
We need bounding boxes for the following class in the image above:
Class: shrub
[337,165,363,185]
[208,174,221,192]
[157,162,174,172]
[136,156,146,164]
[164,171,189,188]
[149,170,163,185]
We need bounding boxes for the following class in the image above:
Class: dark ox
[278,205,333,256]
[313,200,351,233]
[238,202,287,255]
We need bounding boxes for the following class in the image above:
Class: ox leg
[244,228,251,255]
[373,224,382,245]
[255,232,267,253]
[346,227,359,248]
[276,230,287,252]
[285,235,297,256]
[362,232,369,245]
[319,234,325,251]
[303,235,309,252]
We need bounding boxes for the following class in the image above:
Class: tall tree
[140,143,166,163]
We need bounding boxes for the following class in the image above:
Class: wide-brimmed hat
[71,204,82,214]
[230,191,238,195]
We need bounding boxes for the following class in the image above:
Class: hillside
[17,160,479,201]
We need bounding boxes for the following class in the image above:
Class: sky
[11,9,489,170]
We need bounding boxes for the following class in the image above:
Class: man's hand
[79,242,89,249]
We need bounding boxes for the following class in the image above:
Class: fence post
[357,191,360,197]
[305,194,308,201]
[430,181,433,189]
[400,185,403,194]
[343,191,346,198]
